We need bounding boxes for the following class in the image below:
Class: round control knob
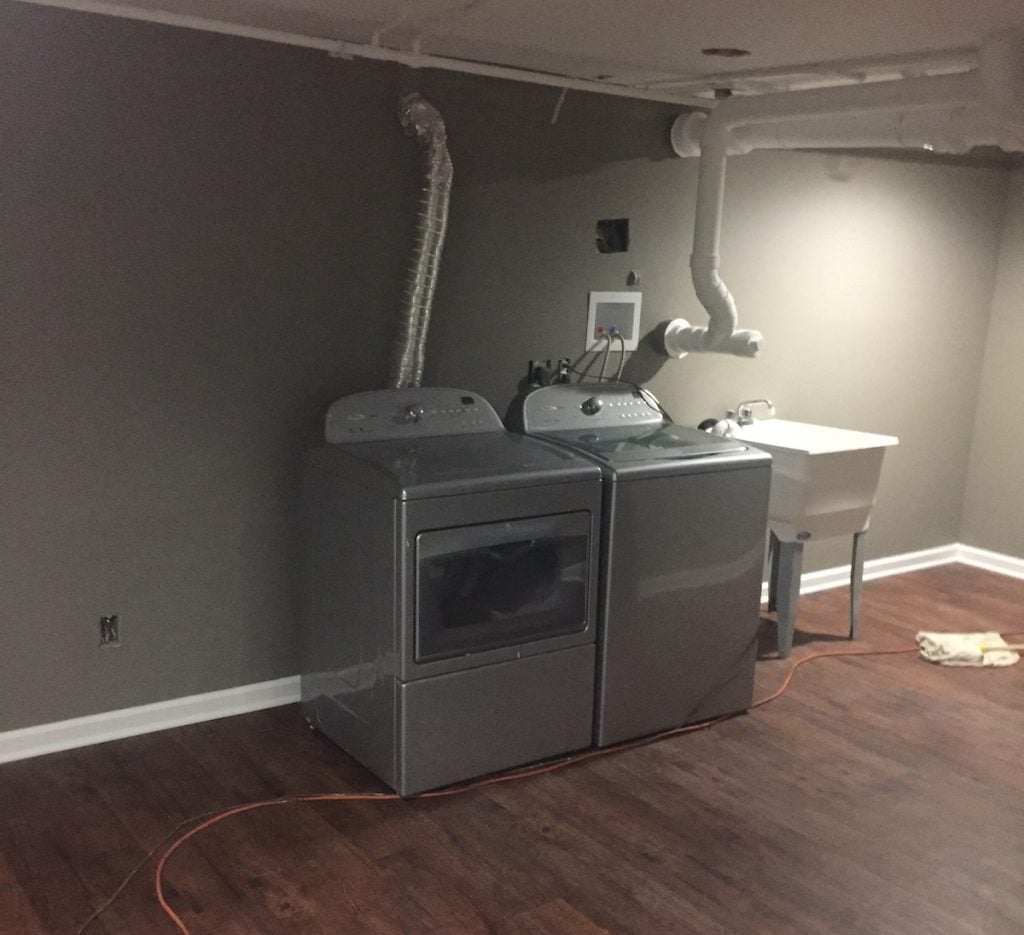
[403,404,425,424]
[581,396,603,416]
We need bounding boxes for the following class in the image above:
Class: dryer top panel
[307,431,601,500]
[325,388,504,444]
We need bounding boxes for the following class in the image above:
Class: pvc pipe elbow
[661,319,762,358]
[689,255,739,341]
[670,112,707,157]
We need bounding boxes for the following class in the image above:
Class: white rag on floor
[915,631,1020,667]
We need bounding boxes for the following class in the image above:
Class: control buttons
[581,396,603,416]
[597,397,644,410]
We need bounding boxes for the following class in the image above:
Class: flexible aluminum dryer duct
[663,31,1024,360]
[390,93,453,389]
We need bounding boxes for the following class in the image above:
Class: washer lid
[307,431,601,499]
[540,423,766,477]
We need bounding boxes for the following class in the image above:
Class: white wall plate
[586,291,642,352]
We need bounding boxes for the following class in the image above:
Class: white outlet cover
[586,291,642,352]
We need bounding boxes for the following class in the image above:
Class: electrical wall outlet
[527,359,551,386]
[99,614,120,647]
[527,358,572,386]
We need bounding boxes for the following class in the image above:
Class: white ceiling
[24,0,1024,98]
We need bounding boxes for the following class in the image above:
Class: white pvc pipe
[667,55,1024,357]
[727,108,989,155]
[663,319,760,358]
[14,0,707,107]
[697,69,986,134]
[677,105,1016,157]
[692,69,985,260]
[643,46,979,92]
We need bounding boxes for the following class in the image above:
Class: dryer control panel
[510,382,666,433]
[326,388,504,443]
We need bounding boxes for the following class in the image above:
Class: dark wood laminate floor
[2,564,1023,934]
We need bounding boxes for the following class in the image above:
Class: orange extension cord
[76,645,921,935]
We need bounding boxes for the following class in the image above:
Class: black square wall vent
[596,218,629,253]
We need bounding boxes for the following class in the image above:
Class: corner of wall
[960,167,1024,555]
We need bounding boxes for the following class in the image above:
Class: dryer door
[415,511,590,662]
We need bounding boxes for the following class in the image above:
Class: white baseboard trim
[4,542,1022,767]
[956,544,1024,580]
[760,541,1024,603]
[0,675,300,765]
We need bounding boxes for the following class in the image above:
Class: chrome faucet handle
[735,398,775,425]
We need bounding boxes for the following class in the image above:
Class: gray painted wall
[0,2,1012,731]
[428,151,1009,571]
[962,169,1024,554]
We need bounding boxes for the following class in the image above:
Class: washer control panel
[513,382,665,432]
[325,388,504,442]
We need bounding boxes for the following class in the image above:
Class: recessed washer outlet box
[586,291,642,352]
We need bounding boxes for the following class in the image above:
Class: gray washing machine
[507,382,772,746]
[300,387,602,795]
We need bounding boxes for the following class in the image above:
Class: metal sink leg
[774,538,804,659]
[769,529,867,658]
[767,530,781,613]
[850,529,866,640]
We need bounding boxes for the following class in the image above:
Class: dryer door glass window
[415,511,590,662]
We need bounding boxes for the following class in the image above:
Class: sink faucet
[734,398,775,425]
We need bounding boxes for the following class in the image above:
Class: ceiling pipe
[642,46,979,92]
[716,108,1024,155]
[15,0,707,107]
[672,98,1024,157]
[663,33,1024,360]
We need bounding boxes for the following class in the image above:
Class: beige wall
[962,169,1024,555]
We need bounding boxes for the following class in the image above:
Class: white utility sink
[732,419,899,542]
